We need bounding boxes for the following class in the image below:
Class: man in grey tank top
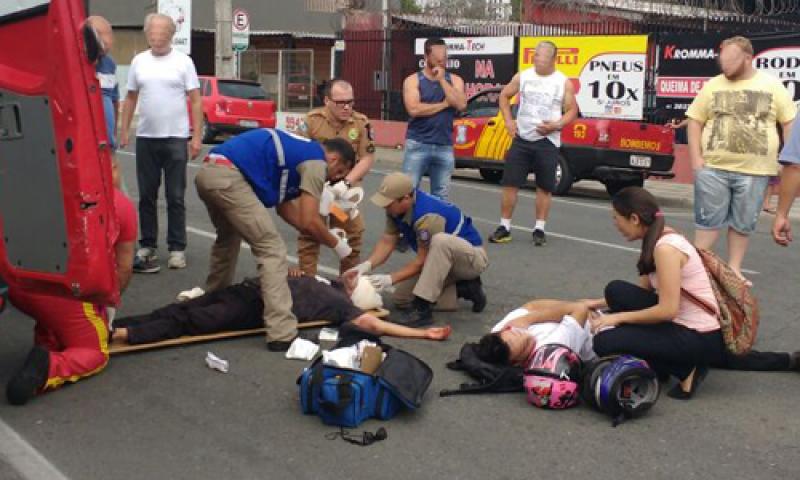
[489,41,578,247]
[402,38,466,201]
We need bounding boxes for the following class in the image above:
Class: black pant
[593,280,790,380]
[115,284,263,344]
[136,137,188,251]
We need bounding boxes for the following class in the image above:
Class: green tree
[399,0,422,14]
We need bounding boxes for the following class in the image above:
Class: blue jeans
[402,138,454,201]
[136,137,188,251]
[694,167,768,235]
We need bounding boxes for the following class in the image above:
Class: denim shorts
[694,167,769,234]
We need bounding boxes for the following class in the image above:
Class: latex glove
[328,180,349,199]
[368,274,393,293]
[348,261,372,276]
[319,186,335,216]
[334,236,352,259]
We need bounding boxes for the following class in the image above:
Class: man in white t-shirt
[119,13,202,274]
[489,41,578,247]
[476,299,596,366]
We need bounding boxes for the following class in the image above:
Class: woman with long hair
[585,187,798,399]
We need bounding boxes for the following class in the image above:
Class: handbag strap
[320,375,354,416]
[657,229,719,317]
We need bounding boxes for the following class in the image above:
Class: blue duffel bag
[298,348,433,428]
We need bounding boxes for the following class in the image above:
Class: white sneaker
[168,251,187,269]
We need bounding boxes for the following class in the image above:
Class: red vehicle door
[0,1,119,305]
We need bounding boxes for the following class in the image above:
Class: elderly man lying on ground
[112,269,451,344]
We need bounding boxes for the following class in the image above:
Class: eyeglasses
[329,98,355,107]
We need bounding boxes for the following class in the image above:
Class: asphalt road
[1,143,799,480]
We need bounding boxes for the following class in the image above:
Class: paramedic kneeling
[195,129,356,352]
[353,172,488,327]
[6,187,136,405]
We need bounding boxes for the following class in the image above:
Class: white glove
[348,261,372,276]
[334,236,352,259]
[319,186,335,216]
[328,180,349,198]
[368,274,394,293]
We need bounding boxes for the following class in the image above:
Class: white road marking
[0,420,71,480]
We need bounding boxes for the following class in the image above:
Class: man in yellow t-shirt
[686,36,796,280]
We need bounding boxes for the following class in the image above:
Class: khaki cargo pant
[194,163,298,343]
[298,213,364,275]
[392,233,489,311]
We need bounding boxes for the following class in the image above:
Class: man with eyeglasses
[298,79,376,275]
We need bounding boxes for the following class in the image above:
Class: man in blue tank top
[195,129,356,351]
[402,38,466,202]
[350,173,488,327]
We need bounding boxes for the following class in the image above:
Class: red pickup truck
[453,88,675,196]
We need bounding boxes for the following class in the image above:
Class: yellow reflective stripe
[43,303,109,390]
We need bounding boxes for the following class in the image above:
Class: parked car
[196,76,276,143]
[453,87,675,196]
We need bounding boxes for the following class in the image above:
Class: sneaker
[532,229,547,246]
[392,297,434,328]
[6,346,49,406]
[267,332,303,352]
[168,250,187,269]
[133,248,160,274]
[489,226,512,243]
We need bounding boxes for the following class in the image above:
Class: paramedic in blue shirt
[194,129,356,352]
[402,38,466,201]
[773,119,800,246]
[351,172,488,327]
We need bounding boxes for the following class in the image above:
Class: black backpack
[440,342,524,396]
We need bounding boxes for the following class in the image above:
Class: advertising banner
[519,35,649,120]
[414,37,516,99]
[656,33,800,119]
[158,0,191,55]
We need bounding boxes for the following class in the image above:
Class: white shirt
[491,308,596,361]
[127,49,200,138]
[516,68,567,146]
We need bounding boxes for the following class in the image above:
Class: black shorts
[500,137,559,192]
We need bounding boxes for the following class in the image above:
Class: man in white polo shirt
[119,13,202,273]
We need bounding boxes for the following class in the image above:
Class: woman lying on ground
[112,269,451,345]
[584,187,799,400]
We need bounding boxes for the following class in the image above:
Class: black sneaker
[532,229,547,246]
[266,332,306,352]
[393,297,434,328]
[489,226,512,243]
[133,247,160,274]
[456,277,487,313]
[7,346,49,406]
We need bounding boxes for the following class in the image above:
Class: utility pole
[215,0,234,78]
[381,0,392,120]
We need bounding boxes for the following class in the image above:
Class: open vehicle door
[0,1,119,305]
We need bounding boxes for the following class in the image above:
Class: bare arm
[389,244,428,285]
[118,90,139,148]
[499,73,521,137]
[277,193,338,247]
[345,152,374,184]
[687,119,705,170]
[403,74,448,118]
[601,246,684,328]
[511,300,589,328]
[188,88,203,158]
[773,164,800,245]
[365,233,398,269]
[114,241,135,293]
[441,73,466,112]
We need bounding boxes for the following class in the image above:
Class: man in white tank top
[489,41,578,246]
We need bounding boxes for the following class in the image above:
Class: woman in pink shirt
[585,187,797,400]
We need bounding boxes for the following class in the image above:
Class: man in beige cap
[351,172,488,326]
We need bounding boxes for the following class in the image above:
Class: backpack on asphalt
[685,247,760,355]
[439,342,524,396]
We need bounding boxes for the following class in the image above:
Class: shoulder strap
[655,229,719,316]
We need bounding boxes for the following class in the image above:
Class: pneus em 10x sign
[414,37,516,98]
[519,35,648,120]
